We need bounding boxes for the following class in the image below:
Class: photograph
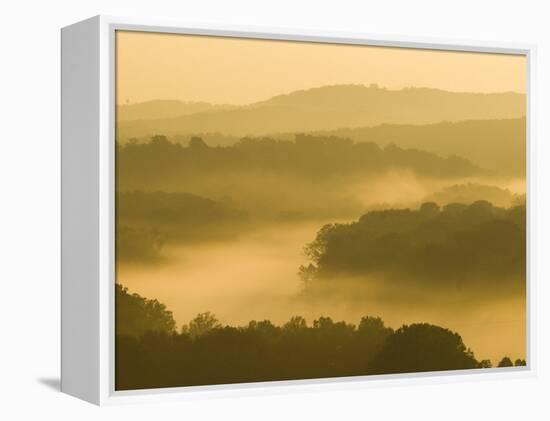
[113,30,527,390]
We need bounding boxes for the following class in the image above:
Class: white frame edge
[61,16,101,404]
[61,14,537,406]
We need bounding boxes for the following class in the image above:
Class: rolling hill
[116,84,525,139]
[117,100,237,121]
[307,118,526,176]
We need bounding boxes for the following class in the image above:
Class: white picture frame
[61,15,537,405]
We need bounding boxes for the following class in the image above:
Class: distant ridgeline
[114,284,526,390]
[309,118,526,176]
[116,85,525,138]
[116,134,485,190]
[116,118,526,178]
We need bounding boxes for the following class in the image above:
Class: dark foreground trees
[115,284,504,390]
[115,316,490,390]
[116,316,382,390]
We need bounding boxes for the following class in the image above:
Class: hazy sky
[116,30,526,106]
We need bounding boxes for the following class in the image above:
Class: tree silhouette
[283,316,308,332]
[497,357,514,367]
[478,359,492,368]
[189,136,209,150]
[184,312,222,339]
[369,323,478,374]
[115,283,176,337]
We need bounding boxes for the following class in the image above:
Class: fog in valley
[114,31,527,389]
[116,139,527,364]
[117,217,525,364]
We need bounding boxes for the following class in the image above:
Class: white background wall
[0,0,548,418]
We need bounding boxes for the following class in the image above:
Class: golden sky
[116,30,526,105]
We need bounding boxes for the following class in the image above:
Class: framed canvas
[61,15,536,405]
